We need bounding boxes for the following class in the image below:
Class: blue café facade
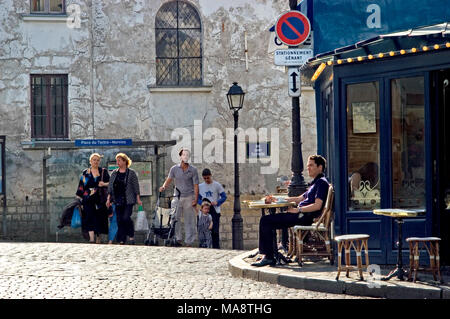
[303,0,450,265]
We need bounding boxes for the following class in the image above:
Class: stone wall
[0,194,265,251]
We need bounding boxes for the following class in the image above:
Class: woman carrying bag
[106,153,142,245]
[76,153,110,243]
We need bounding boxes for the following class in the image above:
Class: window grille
[31,75,68,139]
[155,1,202,86]
[30,0,65,14]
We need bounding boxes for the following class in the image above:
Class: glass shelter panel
[347,82,380,211]
[391,77,426,208]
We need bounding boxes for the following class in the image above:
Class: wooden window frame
[30,0,66,15]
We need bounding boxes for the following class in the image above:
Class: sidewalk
[228,249,450,299]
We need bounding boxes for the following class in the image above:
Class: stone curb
[228,249,448,299]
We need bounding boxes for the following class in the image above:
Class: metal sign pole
[287,0,308,196]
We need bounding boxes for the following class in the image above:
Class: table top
[373,208,425,218]
[244,196,297,209]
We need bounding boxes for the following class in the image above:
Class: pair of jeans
[115,204,134,243]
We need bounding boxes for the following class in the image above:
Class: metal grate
[31,75,68,139]
[155,1,202,86]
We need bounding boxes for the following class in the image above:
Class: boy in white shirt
[198,169,227,249]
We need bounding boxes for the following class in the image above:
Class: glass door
[387,75,428,264]
[391,77,426,209]
[344,80,385,263]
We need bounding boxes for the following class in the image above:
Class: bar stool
[406,237,441,283]
[335,234,370,280]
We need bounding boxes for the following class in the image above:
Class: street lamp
[227,82,245,250]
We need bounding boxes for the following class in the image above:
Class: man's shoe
[251,257,275,267]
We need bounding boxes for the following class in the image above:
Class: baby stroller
[144,189,180,246]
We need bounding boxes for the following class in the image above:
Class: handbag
[108,205,118,242]
[99,168,109,204]
[135,205,149,231]
[71,206,82,228]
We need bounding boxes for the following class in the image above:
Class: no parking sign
[275,11,311,46]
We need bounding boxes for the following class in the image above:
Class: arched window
[155,1,202,86]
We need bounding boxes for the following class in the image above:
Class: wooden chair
[289,184,335,266]
[406,237,442,283]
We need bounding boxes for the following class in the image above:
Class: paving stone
[0,242,368,299]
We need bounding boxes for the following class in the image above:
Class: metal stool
[335,234,370,280]
[406,237,441,282]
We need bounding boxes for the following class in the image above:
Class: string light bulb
[312,42,450,69]
[311,62,326,82]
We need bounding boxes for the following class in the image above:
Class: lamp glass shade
[226,82,245,110]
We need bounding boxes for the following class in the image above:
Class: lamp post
[227,82,245,250]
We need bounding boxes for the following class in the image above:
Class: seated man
[252,155,330,267]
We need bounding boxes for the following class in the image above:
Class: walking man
[159,149,199,246]
[198,168,227,249]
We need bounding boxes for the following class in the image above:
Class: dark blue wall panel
[313,0,450,54]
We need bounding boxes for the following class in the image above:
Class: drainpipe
[43,148,52,241]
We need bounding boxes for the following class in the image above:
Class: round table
[373,208,425,281]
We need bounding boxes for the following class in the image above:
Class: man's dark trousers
[259,212,313,259]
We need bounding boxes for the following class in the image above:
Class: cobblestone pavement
[0,242,371,299]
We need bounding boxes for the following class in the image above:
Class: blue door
[331,67,431,265]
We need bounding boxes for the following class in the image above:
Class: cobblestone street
[0,242,369,299]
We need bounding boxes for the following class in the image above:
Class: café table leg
[382,217,407,281]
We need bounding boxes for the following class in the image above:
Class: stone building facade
[0,0,317,248]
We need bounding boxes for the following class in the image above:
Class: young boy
[197,201,213,248]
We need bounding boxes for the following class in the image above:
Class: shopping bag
[135,205,149,231]
[71,206,82,228]
[108,205,118,242]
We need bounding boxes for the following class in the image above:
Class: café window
[31,75,68,139]
[155,0,202,86]
[30,0,65,14]
[346,82,380,211]
[391,76,425,209]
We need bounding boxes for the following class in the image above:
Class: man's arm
[159,177,173,192]
[287,198,323,213]
[286,194,305,204]
[193,184,199,207]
